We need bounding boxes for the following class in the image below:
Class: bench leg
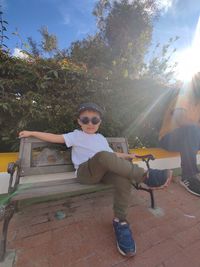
[149,189,155,209]
[0,202,16,262]
[132,184,155,209]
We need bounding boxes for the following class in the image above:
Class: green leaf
[123,69,128,78]
[53,70,58,78]
[2,136,10,141]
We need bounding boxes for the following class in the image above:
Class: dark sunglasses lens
[91,117,101,125]
[80,117,90,124]
[80,117,100,125]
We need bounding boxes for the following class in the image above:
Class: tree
[39,26,58,55]
[27,37,41,57]
[68,34,112,70]
[143,36,179,83]
[92,0,159,78]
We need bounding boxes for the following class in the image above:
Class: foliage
[27,37,41,57]
[143,36,179,82]
[69,0,160,79]
[100,76,179,148]
[39,26,58,54]
[0,5,9,53]
[12,26,59,58]
[68,34,112,70]
[0,52,99,151]
[92,0,159,78]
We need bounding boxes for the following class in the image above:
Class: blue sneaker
[113,218,136,257]
[143,169,173,189]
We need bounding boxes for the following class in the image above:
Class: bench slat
[21,177,79,189]
[20,172,76,184]
[12,182,112,201]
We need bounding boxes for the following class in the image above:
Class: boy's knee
[94,151,114,164]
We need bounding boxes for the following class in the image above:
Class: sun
[175,47,200,81]
[175,16,200,82]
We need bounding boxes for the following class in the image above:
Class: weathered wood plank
[12,182,112,200]
[20,172,76,184]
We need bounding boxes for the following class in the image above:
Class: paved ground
[2,177,200,267]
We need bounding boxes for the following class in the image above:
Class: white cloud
[12,48,29,59]
[126,0,176,14]
[59,5,71,25]
[58,1,96,26]
[165,0,200,18]
[156,0,175,12]
[149,0,174,9]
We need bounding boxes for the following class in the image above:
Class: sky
[1,0,200,79]
[1,0,97,52]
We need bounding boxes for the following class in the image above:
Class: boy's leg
[77,159,136,257]
[77,153,172,257]
[102,172,131,221]
[77,151,172,189]
[102,172,136,257]
[77,151,144,185]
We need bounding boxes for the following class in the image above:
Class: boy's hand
[128,153,137,159]
[19,131,32,138]
[115,152,137,160]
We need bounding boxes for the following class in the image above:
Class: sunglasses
[79,116,101,125]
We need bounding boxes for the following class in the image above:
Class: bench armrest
[7,160,21,193]
[135,154,155,161]
[135,154,155,169]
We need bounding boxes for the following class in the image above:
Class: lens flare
[175,16,200,81]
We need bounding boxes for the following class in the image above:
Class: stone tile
[2,183,200,267]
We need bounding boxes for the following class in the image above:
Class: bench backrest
[19,137,129,176]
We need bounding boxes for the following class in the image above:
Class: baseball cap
[78,102,104,117]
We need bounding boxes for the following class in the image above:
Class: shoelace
[183,180,190,186]
[117,224,132,239]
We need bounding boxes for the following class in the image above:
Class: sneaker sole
[148,169,173,190]
[116,242,136,257]
[180,180,200,197]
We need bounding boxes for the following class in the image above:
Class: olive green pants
[77,151,145,220]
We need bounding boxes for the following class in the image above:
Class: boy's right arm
[19,131,65,144]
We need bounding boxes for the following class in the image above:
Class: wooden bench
[0,136,155,261]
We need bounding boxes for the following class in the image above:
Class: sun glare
[175,16,200,82]
[175,47,200,81]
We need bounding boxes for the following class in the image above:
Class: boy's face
[78,110,101,134]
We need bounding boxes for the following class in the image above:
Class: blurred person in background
[159,72,200,196]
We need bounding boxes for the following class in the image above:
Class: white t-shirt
[63,130,113,170]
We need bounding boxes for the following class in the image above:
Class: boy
[19,102,172,257]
